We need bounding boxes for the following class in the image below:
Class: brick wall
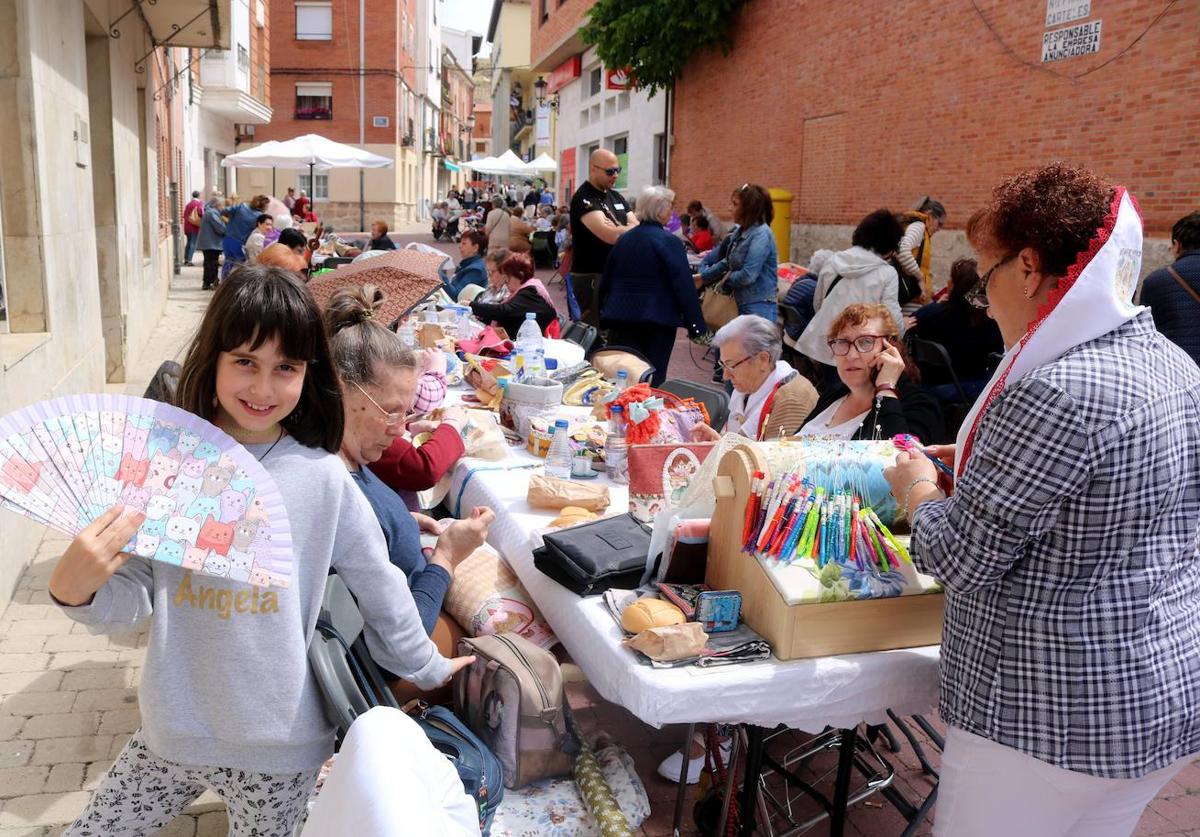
[260,0,410,145]
[670,0,1200,241]
[530,0,593,68]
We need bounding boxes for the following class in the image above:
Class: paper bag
[623,622,708,662]
[527,474,610,513]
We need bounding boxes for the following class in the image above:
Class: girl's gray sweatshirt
[60,436,451,773]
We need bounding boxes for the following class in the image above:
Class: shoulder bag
[700,232,741,330]
[1167,266,1200,306]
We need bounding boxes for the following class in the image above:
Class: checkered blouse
[912,311,1200,778]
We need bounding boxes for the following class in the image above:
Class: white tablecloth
[443,398,941,732]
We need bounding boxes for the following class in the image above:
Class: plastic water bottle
[615,369,629,392]
[606,405,629,485]
[515,312,546,381]
[545,419,573,479]
[423,303,439,325]
[398,320,416,348]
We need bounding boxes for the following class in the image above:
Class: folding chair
[548,246,571,288]
[530,231,555,269]
[658,379,730,431]
[591,345,656,384]
[143,361,182,404]
[560,320,599,355]
[908,335,969,440]
[307,574,399,740]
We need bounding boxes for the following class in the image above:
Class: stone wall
[0,0,172,604]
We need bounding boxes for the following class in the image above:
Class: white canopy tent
[463,149,533,177]
[524,153,558,174]
[221,133,393,230]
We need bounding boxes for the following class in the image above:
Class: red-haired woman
[469,252,560,337]
[885,163,1200,835]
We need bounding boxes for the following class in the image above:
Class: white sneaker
[656,736,732,784]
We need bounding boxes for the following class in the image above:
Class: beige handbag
[701,279,738,331]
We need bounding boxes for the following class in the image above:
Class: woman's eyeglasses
[966,253,1018,309]
[716,353,758,372]
[353,382,404,426]
[826,335,890,356]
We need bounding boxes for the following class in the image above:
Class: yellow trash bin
[768,188,794,262]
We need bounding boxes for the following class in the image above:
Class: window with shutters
[295,2,332,40]
[295,82,333,120]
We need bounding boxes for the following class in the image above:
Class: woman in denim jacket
[697,184,779,322]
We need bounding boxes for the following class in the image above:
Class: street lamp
[533,76,559,111]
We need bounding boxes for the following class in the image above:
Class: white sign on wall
[535,105,550,145]
[1042,20,1102,63]
[1045,0,1091,27]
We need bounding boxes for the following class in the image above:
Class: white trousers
[935,727,1192,837]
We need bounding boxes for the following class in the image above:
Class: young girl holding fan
[48,265,476,836]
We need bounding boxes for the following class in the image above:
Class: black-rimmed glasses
[826,335,889,356]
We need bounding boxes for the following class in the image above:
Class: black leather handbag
[533,513,652,596]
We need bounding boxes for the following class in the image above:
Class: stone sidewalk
[3,262,1200,835]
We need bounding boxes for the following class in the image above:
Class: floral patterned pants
[65,730,320,837]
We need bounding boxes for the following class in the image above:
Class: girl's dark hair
[499,252,535,283]
[852,209,904,256]
[686,200,704,214]
[966,162,1114,278]
[1171,211,1200,252]
[324,284,417,387]
[946,258,989,327]
[278,228,307,249]
[175,265,344,453]
[694,215,710,230]
[731,184,773,228]
[461,229,488,252]
[255,213,272,227]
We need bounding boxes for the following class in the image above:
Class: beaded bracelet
[904,477,942,517]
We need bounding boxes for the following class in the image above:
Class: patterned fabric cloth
[413,370,448,414]
[66,730,319,837]
[489,746,649,837]
[911,312,1200,778]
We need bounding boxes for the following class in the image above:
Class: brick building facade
[670,0,1199,280]
[252,0,426,228]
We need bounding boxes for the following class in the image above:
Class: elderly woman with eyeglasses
[795,303,943,442]
[690,315,819,443]
[325,285,493,667]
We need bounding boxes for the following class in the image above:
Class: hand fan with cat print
[0,394,293,588]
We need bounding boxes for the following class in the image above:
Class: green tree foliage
[580,0,749,98]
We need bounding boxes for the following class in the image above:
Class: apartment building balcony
[139,0,233,49]
[510,108,534,145]
[196,46,273,124]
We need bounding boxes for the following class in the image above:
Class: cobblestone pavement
[2,258,1198,836]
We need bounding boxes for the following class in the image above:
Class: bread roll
[621,597,686,633]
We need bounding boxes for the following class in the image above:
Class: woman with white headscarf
[884,163,1200,836]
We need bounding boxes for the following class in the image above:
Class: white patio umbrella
[491,149,530,176]
[524,153,558,174]
[222,133,393,230]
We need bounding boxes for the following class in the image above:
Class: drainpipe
[663,83,673,187]
[359,0,366,233]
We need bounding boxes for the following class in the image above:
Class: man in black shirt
[569,148,638,326]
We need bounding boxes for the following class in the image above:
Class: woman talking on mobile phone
[795,303,944,442]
